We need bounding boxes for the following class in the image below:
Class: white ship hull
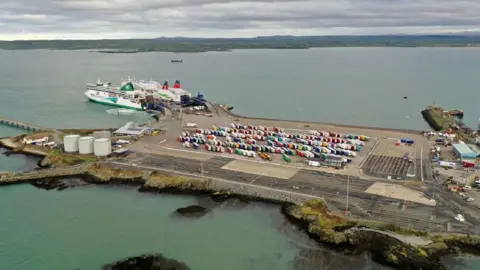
[126,79,191,103]
[85,90,144,110]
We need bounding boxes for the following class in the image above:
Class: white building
[114,122,153,137]
[23,134,49,145]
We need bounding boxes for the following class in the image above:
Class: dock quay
[218,105,424,134]
[0,165,88,184]
[0,102,475,235]
[0,118,51,132]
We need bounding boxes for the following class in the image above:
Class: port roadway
[106,153,468,233]
[123,105,471,233]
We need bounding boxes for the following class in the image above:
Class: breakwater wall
[217,105,423,134]
[0,165,89,184]
[0,118,52,132]
[0,163,319,206]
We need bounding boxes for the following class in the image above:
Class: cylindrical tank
[64,134,80,152]
[94,138,112,156]
[78,136,95,154]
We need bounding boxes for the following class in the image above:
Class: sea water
[1,48,480,269]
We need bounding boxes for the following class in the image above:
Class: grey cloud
[1,0,480,39]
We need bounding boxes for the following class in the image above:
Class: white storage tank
[78,136,95,154]
[94,138,112,156]
[64,135,80,152]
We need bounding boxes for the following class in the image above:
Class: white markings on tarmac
[358,137,379,170]
[156,143,319,172]
[365,182,436,206]
[110,161,323,200]
[221,159,299,180]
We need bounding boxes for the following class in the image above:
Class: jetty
[0,118,51,132]
[0,165,88,184]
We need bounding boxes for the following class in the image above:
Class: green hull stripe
[88,98,144,111]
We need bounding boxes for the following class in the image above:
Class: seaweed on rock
[102,253,190,270]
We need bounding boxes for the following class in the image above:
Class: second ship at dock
[85,78,202,111]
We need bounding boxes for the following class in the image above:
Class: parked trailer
[296,138,361,151]
[283,153,292,162]
[267,129,370,142]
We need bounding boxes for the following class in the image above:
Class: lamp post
[345,176,350,215]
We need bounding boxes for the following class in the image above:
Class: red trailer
[463,160,475,168]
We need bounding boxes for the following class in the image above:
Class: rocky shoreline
[1,136,480,269]
[3,166,479,270]
[0,137,49,157]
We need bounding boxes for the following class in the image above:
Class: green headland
[2,35,480,53]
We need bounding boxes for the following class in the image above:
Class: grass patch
[299,200,351,230]
[425,107,474,143]
[48,149,97,167]
[88,164,143,179]
[417,248,428,257]
[150,174,190,186]
[147,172,207,189]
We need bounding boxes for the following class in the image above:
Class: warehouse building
[114,122,152,137]
[452,143,478,159]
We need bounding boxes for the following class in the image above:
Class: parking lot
[361,138,421,180]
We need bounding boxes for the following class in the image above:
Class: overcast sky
[1,0,480,40]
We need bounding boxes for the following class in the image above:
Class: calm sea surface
[1,48,480,269]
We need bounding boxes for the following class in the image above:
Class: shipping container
[283,153,292,162]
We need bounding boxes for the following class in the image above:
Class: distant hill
[1,35,479,53]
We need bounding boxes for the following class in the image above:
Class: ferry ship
[122,77,191,103]
[85,81,148,110]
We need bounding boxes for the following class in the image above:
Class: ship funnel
[173,80,181,88]
[162,81,169,90]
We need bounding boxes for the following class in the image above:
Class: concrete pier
[0,118,51,132]
[0,165,88,184]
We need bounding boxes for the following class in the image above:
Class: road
[107,152,471,233]
[125,106,474,232]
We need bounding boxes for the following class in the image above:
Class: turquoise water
[443,254,480,270]
[0,185,298,270]
[1,48,480,269]
[0,126,40,171]
[1,48,480,129]
[0,176,386,270]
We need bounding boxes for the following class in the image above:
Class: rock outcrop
[175,205,210,218]
[102,254,190,270]
[283,199,447,270]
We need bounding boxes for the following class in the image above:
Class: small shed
[452,143,478,159]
